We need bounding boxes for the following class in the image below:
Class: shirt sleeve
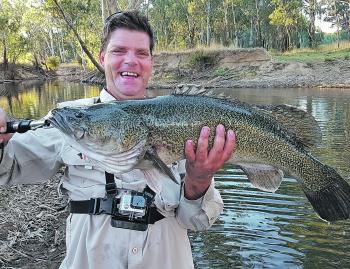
[0,128,64,185]
[175,160,224,231]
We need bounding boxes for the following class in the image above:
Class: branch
[52,0,105,74]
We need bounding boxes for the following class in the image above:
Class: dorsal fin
[172,84,320,149]
[172,84,235,101]
[255,104,322,148]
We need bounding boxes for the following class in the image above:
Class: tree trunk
[2,39,8,70]
[52,0,104,74]
[223,3,229,46]
[101,0,106,24]
[231,4,239,47]
[249,17,254,47]
[206,0,211,46]
[308,0,317,48]
[49,29,55,56]
[255,0,263,47]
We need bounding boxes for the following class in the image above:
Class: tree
[306,0,318,48]
[50,0,104,73]
[269,0,305,51]
[0,0,25,68]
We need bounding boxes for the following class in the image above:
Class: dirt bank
[2,48,350,89]
[149,48,350,89]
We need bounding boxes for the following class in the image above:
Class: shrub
[45,56,61,70]
[189,50,215,69]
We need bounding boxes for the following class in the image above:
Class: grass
[271,41,350,62]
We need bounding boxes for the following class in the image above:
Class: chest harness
[70,172,165,231]
[69,97,164,231]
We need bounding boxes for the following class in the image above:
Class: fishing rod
[0,119,51,163]
[3,119,51,134]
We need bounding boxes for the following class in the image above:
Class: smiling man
[0,11,236,269]
[99,27,153,99]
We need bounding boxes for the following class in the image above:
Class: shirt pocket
[60,144,103,189]
[61,144,89,166]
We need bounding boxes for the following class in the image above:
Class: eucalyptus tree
[21,4,59,67]
[46,0,104,72]
[0,0,25,68]
[148,0,204,50]
[304,0,318,48]
[322,0,350,43]
[269,0,306,51]
[101,0,118,22]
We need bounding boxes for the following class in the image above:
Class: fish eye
[75,112,84,118]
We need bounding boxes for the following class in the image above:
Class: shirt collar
[99,88,116,102]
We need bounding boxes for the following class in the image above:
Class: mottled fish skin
[48,89,350,222]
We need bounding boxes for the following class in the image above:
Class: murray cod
[48,86,350,222]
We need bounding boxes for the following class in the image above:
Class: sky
[316,18,337,33]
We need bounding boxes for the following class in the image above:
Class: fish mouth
[47,110,85,139]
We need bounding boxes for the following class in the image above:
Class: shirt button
[132,247,138,254]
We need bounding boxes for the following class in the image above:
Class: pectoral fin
[86,139,147,175]
[237,163,284,192]
[142,147,180,185]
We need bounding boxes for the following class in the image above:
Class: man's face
[99,28,153,100]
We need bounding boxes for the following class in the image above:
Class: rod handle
[6,120,33,133]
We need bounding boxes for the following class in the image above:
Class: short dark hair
[101,10,154,55]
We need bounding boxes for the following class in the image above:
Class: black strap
[70,198,113,215]
[105,172,117,196]
[70,198,164,224]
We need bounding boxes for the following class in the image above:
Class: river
[1,80,349,269]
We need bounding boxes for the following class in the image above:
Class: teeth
[121,71,138,77]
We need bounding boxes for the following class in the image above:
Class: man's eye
[75,112,84,118]
[138,51,150,57]
[112,49,124,54]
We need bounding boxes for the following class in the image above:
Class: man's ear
[99,50,105,65]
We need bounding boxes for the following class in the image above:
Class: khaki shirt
[0,89,224,269]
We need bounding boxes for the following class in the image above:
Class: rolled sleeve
[176,179,224,231]
[0,128,64,185]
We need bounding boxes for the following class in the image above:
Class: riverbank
[2,48,350,88]
[1,48,350,268]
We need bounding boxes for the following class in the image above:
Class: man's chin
[118,87,146,99]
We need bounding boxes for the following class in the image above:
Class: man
[0,11,235,269]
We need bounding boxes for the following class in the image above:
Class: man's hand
[0,108,13,143]
[184,124,236,200]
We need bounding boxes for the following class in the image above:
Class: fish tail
[302,166,350,222]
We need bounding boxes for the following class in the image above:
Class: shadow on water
[1,82,350,268]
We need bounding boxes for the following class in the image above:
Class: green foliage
[2,0,350,66]
[324,56,336,62]
[189,50,216,69]
[45,56,61,70]
[271,44,350,62]
[215,67,231,76]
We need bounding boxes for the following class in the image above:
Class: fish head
[48,103,148,155]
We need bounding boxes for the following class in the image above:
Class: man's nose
[124,52,137,66]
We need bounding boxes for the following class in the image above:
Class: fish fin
[237,163,284,192]
[143,148,180,185]
[256,104,322,148]
[85,139,147,175]
[172,84,235,101]
[303,175,350,222]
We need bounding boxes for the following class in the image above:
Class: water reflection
[1,82,350,269]
[0,80,101,119]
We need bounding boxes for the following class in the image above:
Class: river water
[1,80,349,269]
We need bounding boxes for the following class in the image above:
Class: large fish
[47,85,350,222]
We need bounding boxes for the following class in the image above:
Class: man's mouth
[120,71,139,78]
